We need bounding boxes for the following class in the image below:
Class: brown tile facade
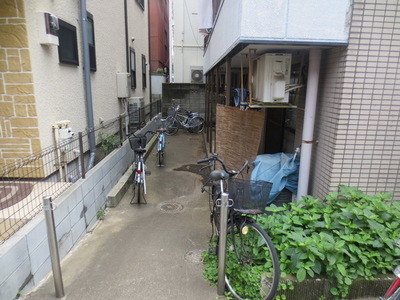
[0,0,41,171]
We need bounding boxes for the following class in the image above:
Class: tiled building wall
[0,0,41,171]
[311,0,400,200]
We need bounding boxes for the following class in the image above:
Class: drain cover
[158,202,184,213]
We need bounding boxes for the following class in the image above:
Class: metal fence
[0,100,161,244]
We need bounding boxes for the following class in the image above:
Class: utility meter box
[37,12,59,45]
[254,53,292,103]
[116,73,131,98]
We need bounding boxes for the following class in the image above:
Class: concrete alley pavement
[22,132,221,300]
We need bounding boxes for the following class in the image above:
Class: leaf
[327,253,337,265]
[330,287,339,295]
[296,268,307,282]
[337,264,347,276]
[344,277,352,285]
[312,260,322,274]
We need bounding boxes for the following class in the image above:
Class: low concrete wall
[0,140,133,300]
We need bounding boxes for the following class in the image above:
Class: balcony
[203,0,352,72]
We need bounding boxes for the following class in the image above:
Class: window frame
[130,48,136,89]
[58,19,79,66]
[136,0,144,10]
[87,12,97,71]
[142,54,147,89]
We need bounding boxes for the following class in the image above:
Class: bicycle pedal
[208,246,217,256]
[145,171,151,175]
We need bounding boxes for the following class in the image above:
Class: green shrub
[260,185,400,299]
[98,132,120,155]
[202,185,400,300]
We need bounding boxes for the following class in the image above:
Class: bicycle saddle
[210,170,229,181]
[135,147,146,154]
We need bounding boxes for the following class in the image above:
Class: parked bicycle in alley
[198,153,280,300]
[165,102,204,135]
[155,116,167,167]
[128,130,155,204]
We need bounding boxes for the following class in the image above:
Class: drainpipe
[296,48,322,202]
[80,0,96,169]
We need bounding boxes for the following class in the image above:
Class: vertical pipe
[124,0,129,73]
[80,0,96,169]
[78,132,85,179]
[217,192,229,295]
[43,196,65,298]
[296,48,322,202]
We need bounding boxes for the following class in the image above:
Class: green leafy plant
[98,132,120,155]
[96,207,106,220]
[202,185,400,300]
[261,185,400,299]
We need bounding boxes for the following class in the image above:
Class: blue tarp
[250,152,300,204]
[233,88,249,107]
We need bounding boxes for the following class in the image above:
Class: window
[142,54,146,89]
[58,20,79,65]
[136,0,144,10]
[87,12,96,71]
[130,48,136,89]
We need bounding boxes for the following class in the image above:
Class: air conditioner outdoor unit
[128,97,144,124]
[253,53,292,103]
[190,67,204,83]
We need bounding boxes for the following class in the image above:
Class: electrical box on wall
[37,12,59,45]
[254,53,292,103]
[116,73,131,98]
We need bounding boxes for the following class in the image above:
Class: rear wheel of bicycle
[157,150,163,166]
[131,180,141,203]
[188,116,204,133]
[165,116,179,135]
[225,218,280,300]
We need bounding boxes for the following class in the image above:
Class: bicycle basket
[129,135,147,150]
[167,106,176,117]
[155,117,167,129]
[228,178,272,214]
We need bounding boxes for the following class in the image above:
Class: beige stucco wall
[171,0,204,83]
[0,0,150,170]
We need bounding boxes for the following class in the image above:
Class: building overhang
[203,0,352,72]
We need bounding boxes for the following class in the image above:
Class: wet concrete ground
[22,132,222,300]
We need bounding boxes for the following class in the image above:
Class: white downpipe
[296,48,322,202]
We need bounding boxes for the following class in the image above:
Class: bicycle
[379,238,400,300]
[165,103,204,136]
[128,130,155,204]
[155,117,167,167]
[198,153,280,300]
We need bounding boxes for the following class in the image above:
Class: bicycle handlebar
[197,153,249,178]
[128,130,156,138]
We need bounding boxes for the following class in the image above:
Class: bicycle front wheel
[165,116,179,135]
[188,116,204,133]
[225,219,280,300]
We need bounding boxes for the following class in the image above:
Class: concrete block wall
[0,140,133,300]
[162,83,206,118]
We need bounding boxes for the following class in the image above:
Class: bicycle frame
[198,153,280,300]
[128,131,155,204]
[156,129,166,167]
[165,104,204,135]
[174,110,198,129]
